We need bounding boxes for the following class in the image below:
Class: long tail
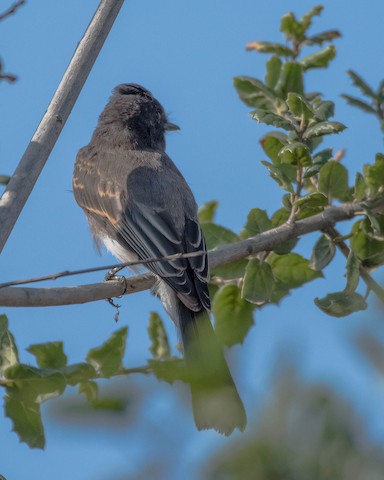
[176,299,247,435]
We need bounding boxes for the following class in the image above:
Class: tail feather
[177,300,247,435]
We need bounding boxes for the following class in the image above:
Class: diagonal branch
[0,0,125,254]
[1,197,383,307]
[0,0,25,22]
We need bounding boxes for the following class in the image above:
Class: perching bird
[73,84,246,435]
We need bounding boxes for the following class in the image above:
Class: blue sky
[1,0,384,478]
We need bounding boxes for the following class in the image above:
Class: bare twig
[0,73,17,83]
[0,0,25,21]
[0,0,125,254]
[1,197,383,307]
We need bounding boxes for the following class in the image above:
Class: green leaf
[315,291,367,317]
[268,252,322,289]
[305,30,341,46]
[364,154,384,196]
[318,161,349,201]
[265,56,282,89]
[347,70,377,100]
[5,364,66,403]
[312,148,333,164]
[275,62,304,97]
[261,161,294,193]
[341,94,377,114]
[201,223,239,250]
[148,312,171,360]
[303,121,346,139]
[4,396,45,449]
[300,45,336,70]
[279,142,312,166]
[86,327,128,377]
[246,41,295,58]
[0,314,19,375]
[198,200,218,223]
[241,259,275,304]
[294,192,328,208]
[351,218,384,268]
[78,381,98,402]
[61,363,96,386]
[259,131,287,164]
[212,285,254,347]
[345,251,360,294]
[27,342,67,369]
[240,208,271,239]
[212,259,248,281]
[270,208,298,254]
[251,109,295,131]
[149,358,186,384]
[354,173,367,201]
[286,93,314,120]
[300,5,324,30]
[310,235,336,271]
[280,12,304,41]
[312,99,335,121]
[233,76,278,107]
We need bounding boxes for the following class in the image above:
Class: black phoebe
[73,84,246,435]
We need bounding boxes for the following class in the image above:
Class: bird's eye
[116,84,153,99]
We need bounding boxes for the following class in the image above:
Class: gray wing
[73,147,210,312]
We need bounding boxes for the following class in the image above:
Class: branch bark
[0,0,125,254]
[1,197,383,307]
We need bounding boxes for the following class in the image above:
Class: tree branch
[0,0,25,22]
[0,0,125,254]
[1,198,383,307]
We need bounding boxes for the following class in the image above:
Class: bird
[73,83,246,435]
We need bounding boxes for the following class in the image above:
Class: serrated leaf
[351,218,384,268]
[310,234,336,271]
[345,251,360,293]
[4,396,45,449]
[200,222,239,250]
[303,121,346,139]
[315,291,367,317]
[265,56,282,89]
[275,62,304,97]
[241,259,275,304]
[294,192,328,209]
[148,312,171,360]
[198,200,218,223]
[240,208,271,239]
[318,161,349,201]
[341,94,377,114]
[268,252,322,289]
[279,142,312,166]
[5,364,66,403]
[304,30,341,46]
[261,161,294,193]
[0,314,19,375]
[259,131,288,164]
[61,363,96,386]
[300,45,336,70]
[212,285,254,347]
[234,76,278,107]
[286,92,314,120]
[86,327,128,377]
[149,358,186,384]
[347,70,377,100]
[246,41,295,58]
[27,342,67,369]
[251,109,295,131]
[78,381,98,402]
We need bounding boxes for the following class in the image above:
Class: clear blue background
[0,1,383,478]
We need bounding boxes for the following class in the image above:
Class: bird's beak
[165,122,180,131]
